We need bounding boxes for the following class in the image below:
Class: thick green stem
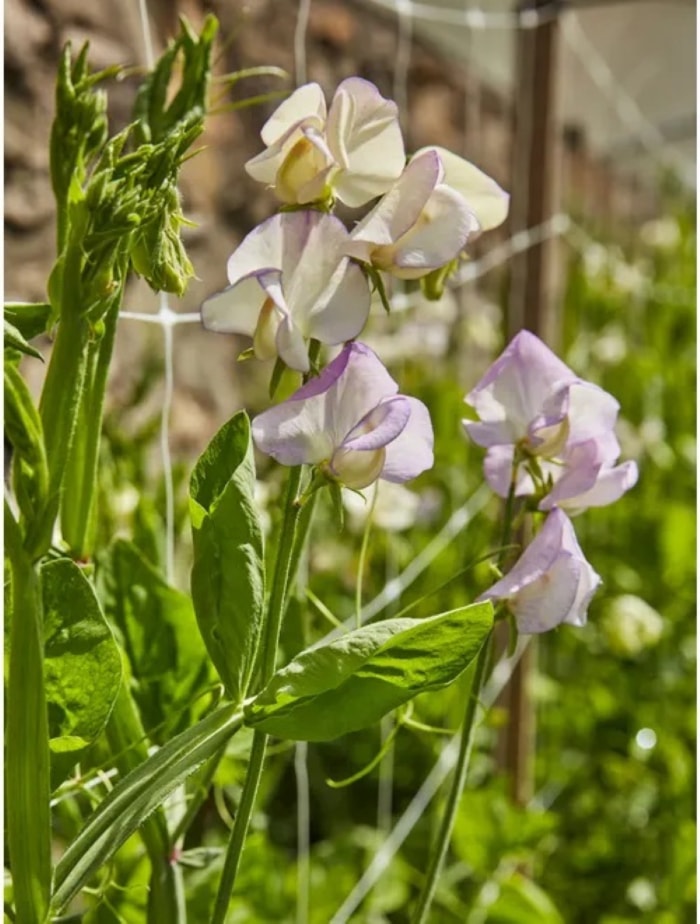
[411,633,493,924]
[211,464,305,924]
[5,505,52,924]
[38,310,89,518]
[61,288,122,557]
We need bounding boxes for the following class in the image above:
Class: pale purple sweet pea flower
[345,147,509,279]
[479,508,602,634]
[245,78,405,207]
[463,330,638,512]
[252,342,434,489]
[201,211,370,373]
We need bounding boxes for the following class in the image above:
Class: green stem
[411,633,493,924]
[38,309,89,516]
[355,482,379,629]
[61,286,123,557]
[411,458,521,923]
[211,464,305,924]
[5,504,52,924]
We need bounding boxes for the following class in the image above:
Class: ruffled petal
[260,83,327,146]
[347,150,441,253]
[326,77,405,207]
[380,397,434,482]
[545,460,639,514]
[465,330,577,445]
[281,212,370,342]
[416,145,509,231]
[390,185,479,277]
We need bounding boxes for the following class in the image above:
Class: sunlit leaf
[245,602,493,741]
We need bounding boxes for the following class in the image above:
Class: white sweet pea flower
[201,211,370,373]
[345,147,509,279]
[480,508,602,634]
[245,78,405,208]
[252,342,434,490]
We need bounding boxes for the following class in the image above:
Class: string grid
[117,1,689,918]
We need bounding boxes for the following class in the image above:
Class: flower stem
[411,457,521,922]
[355,481,379,629]
[211,464,305,924]
[410,632,492,924]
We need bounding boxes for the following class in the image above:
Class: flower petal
[380,397,434,482]
[226,214,285,285]
[201,276,265,336]
[341,396,411,451]
[347,150,441,256]
[275,313,311,373]
[326,77,405,207]
[464,330,577,446]
[280,212,371,343]
[416,145,509,231]
[544,460,639,513]
[390,185,479,277]
[260,83,327,146]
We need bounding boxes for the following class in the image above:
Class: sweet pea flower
[252,342,434,489]
[201,211,370,373]
[479,508,602,633]
[245,78,405,207]
[345,147,509,279]
[463,330,638,512]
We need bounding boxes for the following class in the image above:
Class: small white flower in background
[343,481,421,532]
[479,508,602,634]
[345,147,509,279]
[639,217,681,250]
[602,594,664,657]
[252,342,434,490]
[245,78,405,207]
[201,211,370,372]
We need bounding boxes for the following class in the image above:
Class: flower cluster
[202,77,509,493]
[202,78,637,639]
[466,331,638,633]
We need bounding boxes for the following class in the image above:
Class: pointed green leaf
[51,703,244,915]
[41,559,122,773]
[4,302,53,342]
[245,602,494,741]
[190,411,265,703]
[4,319,44,361]
[97,539,215,740]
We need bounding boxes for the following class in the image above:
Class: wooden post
[499,0,561,807]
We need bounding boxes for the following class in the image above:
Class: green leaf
[51,703,244,915]
[245,602,494,741]
[4,319,44,361]
[486,872,565,923]
[97,539,215,740]
[190,411,265,703]
[4,361,51,543]
[4,301,51,340]
[41,559,122,770]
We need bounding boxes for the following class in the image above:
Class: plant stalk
[411,466,520,923]
[210,463,305,924]
[410,632,492,924]
[5,505,52,924]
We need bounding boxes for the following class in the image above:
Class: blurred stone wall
[5,0,657,454]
